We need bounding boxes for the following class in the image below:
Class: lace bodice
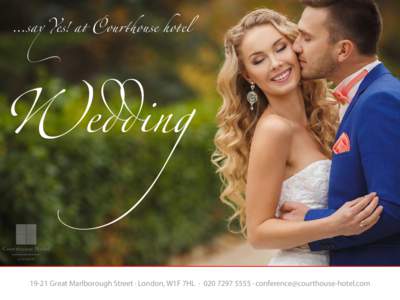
[276,160,331,216]
[268,159,332,266]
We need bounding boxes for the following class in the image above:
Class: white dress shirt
[335,60,381,121]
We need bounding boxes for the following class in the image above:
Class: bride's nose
[270,54,283,70]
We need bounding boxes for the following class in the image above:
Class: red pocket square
[333,132,351,155]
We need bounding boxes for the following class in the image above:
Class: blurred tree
[1,0,398,103]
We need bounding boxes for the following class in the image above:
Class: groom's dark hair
[300,0,382,56]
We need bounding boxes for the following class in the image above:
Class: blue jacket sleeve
[305,91,400,251]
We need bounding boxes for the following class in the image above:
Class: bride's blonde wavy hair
[212,8,339,237]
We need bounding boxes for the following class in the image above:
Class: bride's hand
[329,192,383,237]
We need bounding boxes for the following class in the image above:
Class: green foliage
[0,89,228,265]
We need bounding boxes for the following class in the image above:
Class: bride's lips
[270,68,292,84]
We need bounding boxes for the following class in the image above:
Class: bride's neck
[265,87,308,127]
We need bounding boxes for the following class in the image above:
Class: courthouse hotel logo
[1,224,50,262]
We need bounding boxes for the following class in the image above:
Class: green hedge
[0,88,229,265]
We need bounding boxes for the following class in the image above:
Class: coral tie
[333,69,369,105]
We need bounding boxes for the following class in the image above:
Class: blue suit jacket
[305,64,400,265]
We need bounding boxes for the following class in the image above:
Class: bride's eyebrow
[248,37,284,59]
[272,37,284,47]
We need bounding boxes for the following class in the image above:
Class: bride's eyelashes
[276,43,287,52]
[253,58,264,65]
[251,44,288,65]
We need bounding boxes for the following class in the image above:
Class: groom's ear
[336,40,354,63]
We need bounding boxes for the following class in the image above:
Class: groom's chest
[328,107,367,206]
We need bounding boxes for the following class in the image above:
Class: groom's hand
[279,202,310,221]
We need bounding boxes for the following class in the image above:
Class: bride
[212,8,381,265]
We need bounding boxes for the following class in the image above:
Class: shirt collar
[336,60,381,121]
[334,60,381,94]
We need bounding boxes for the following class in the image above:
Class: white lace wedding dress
[268,159,331,266]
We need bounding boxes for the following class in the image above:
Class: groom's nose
[292,36,302,54]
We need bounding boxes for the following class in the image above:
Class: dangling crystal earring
[247,82,258,111]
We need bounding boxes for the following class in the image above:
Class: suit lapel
[337,64,390,135]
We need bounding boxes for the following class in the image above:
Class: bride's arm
[246,116,380,250]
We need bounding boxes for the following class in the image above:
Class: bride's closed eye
[252,57,265,65]
[276,43,287,53]
[251,43,288,65]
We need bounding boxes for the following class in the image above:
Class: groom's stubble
[299,49,338,81]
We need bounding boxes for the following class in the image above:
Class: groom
[280,0,400,265]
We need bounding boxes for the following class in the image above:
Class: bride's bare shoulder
[253,113,294,141]
[249,114,293,165]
